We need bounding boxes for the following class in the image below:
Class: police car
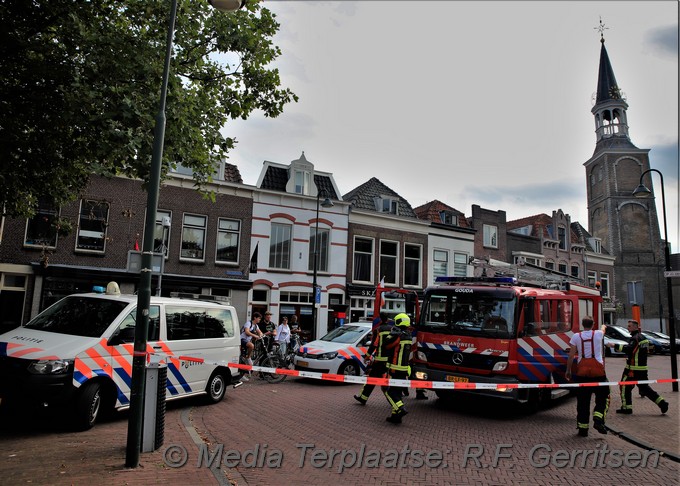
[0,282,241,430]
[294,322,373,376]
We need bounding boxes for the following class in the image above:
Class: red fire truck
[411,274,603,407]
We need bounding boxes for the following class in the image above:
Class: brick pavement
[0,355,677,485]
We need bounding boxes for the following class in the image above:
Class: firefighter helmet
[394,313,410,327]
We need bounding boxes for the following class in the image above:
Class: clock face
[609,86,621,99]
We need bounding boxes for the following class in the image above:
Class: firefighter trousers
[384,370,408,413]
[357,360,388,401]
[620,369,664,410]
[574,374,610,430]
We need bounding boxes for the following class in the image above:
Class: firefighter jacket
[615,329,650,371]
[366,323,394,362]
[381,327,412,372]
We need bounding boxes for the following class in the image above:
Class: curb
[180,408,250,485]
[605,423,680,463]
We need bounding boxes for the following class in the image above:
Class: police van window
[24,296,128,338]
[114,306,160,343]
[165,306,234,340]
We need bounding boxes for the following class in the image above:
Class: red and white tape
[167,354,679,390]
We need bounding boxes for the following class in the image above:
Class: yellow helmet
[394,313,410,327]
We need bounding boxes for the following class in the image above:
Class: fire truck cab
[412,275,602,406]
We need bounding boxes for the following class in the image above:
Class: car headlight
[28,359,71,374]
[317,352,338,360]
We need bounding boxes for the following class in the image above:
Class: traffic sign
[664,270,680,278]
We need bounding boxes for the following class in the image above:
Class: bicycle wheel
[260,355,286,383]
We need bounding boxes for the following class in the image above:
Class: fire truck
[411,261,603,407]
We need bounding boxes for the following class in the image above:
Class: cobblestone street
[1,356,678,485]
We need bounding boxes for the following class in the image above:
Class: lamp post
[311,190,334,339]
[633,168,678,392]
[125,0,246,468]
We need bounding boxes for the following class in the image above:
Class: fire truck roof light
[434,276,517,285]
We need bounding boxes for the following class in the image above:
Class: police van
[0,282,241,429]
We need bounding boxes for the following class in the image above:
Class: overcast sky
[226,1,679,251]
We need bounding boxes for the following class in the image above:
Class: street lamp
[125,0,246,468]
[633,168,678,392]
[311,190,334,339]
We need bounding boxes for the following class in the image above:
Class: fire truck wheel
[434,389,456,401]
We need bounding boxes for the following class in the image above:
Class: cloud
[650,140,679,182]
[645,24,679,59]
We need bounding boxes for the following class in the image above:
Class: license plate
[446,375,469,383]
[297,361,309,367]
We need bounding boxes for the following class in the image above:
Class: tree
[0,0,297,217]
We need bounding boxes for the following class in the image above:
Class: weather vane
[595,17,609,42]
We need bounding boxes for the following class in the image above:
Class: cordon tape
[157,352,679,390]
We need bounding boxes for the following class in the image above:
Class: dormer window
[439,211,457,226]
[375,196,398,215]
[294,170,311,195]
[588,237,602,254]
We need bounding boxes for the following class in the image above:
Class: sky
[225,1,679,252]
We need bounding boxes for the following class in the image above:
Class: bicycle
[240,335,286,384]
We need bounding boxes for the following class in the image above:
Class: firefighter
[383,313,412,424]
[608,319,669,415]
[354,313,393,405]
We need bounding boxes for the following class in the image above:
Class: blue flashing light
[434,276,517,285]
[92,286,106,294]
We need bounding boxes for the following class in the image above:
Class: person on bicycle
[276,316,291,358]
[240,312,263,380]
[260,311,278,351]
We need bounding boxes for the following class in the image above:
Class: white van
[0,283,241,429]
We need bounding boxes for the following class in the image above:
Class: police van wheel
[74,382,102,430]
[205,371,227,404]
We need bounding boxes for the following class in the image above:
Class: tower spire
[590,21,633,147]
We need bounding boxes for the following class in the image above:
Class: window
[588,271,597,288]
[181,213,207,261]
[571,264,579,278]
[439,211,457,226]
[375,197,398,215]
[294,170,311,195]
[558,226,567,250]
[353,237,373,283]
[558,263,567,274]
[25,198,59,248]
[545,260,555,271]
[432,249,448,281]
[153,210,172,257]
[404,243,422,287]
[308,227,330,272]
[165,306,235,340]
[380,240,398,284]
[511,225,532,236]
[216,218,240,264]
[588,237,602,254]
[483,224,498,248]
[600,273,610,297]
[114,307,160,343]
[76,199,109,252]
[269,223,292,269]
[530,299,573,335]
[453,252,468,277]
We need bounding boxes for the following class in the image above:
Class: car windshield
[320,325,368,344]
[24,296,128,338]
[611,326,632,338]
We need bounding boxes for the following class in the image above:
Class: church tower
[584,23,666,327]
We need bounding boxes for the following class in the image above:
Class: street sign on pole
[664,270,680,278]
[315,286,321,304]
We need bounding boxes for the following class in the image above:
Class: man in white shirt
[565,316,610,437]
[276,316,291,357]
